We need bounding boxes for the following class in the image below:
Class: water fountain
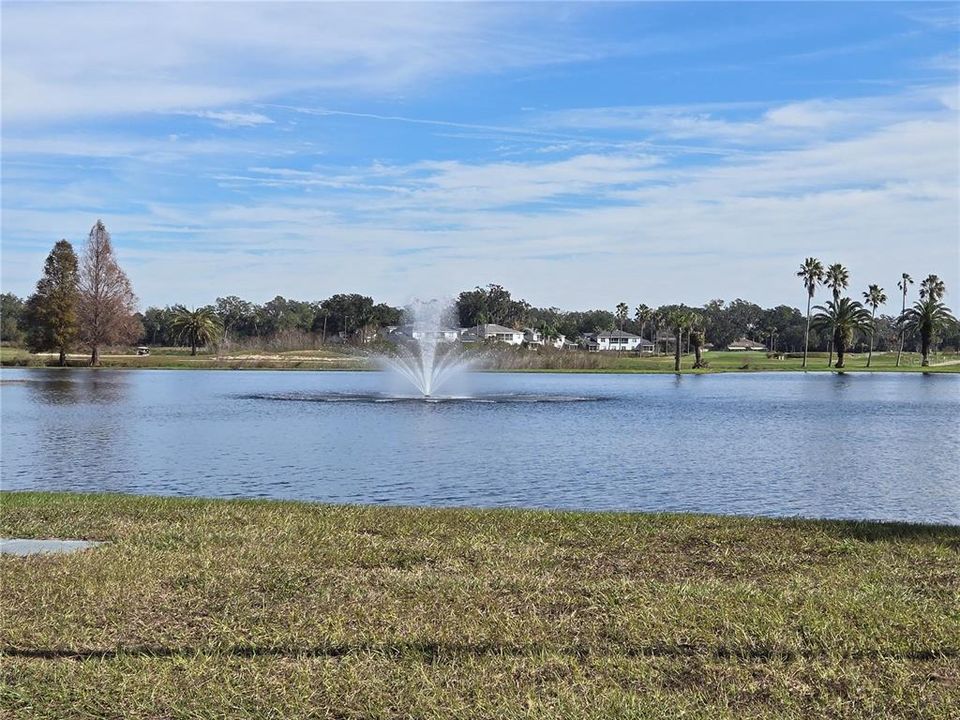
[377,299,474,397]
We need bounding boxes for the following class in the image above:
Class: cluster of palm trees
[797,259,954,368]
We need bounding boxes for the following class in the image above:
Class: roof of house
[479,323,522,335]
[594,330,640,339]
[728,338,766,349]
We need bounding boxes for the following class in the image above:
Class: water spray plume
[377,298,474,397]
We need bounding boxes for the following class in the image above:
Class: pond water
[1,368,958,524]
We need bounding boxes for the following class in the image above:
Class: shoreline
[2,364,958,375]
[2,490,959,528]
[3,353,958,374]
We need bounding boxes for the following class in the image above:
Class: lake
[1,368,958,524]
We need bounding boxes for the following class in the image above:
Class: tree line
[3,226,957,367]
[456,278,958,369]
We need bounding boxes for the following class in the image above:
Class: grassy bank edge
[3,490,958,537]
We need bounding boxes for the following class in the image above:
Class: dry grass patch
[2,492,958,718]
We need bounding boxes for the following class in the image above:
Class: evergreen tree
[1,292,26,343]
[23,240,79,365]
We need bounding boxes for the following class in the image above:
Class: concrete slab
[0,538,103,556]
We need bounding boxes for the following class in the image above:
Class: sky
[1,1,958,312]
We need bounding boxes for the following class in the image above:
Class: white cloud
[183,111,274,128]
[0,2,601,123]
[542,87,955,148]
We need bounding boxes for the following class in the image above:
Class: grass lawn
[2,492,958,719]
[0,345,366,371]
[508,349,960,374]
[638,350,958,372]
[3,344,958,373]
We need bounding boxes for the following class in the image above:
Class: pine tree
[24,240,79,366]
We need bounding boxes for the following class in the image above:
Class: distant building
[523,328,567,349]
[390,324,460,343]
[460,324,525,345]
[585,330,652,353]
[727,338,766,351]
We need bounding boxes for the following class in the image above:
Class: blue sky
[2,1,957,311]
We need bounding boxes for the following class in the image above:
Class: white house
[460,324,525,345]
[523,328,567,349]
[389,325,460,343]
[585,330,652,353]
[727,338,766,351]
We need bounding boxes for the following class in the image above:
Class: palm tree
[811,298,871,369]
[919,274,945,302]
[667,309,691,372]
[765,324,778,353]
[689,312,707,369]
[797,257,824,368]
[634,304,651,343]
[896,273,913,367]
[901,297,955,366]
[861,284,887,368]
[538,320,559,348]
[650,309,664,355]
[615,302,629,355]
[823,263,849,366]
[169,305,223,356]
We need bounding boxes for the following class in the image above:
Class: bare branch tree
[78,220,139,366]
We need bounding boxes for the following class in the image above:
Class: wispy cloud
[181,110,275,128]
[1,3,604,123]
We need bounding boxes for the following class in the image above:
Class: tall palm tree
[919,274,945,302]
[901,297,955,366]
[169,305,223,356]
[689,312,707,369]
[651,309,664,356]
[667,309,691,372]
[896,273,913,366]
[634,304,651,343]
[797,257,824,368]
[811,297,871,369]
[823,263,849,366]
[615,302,629,355]
[861,284,887,368]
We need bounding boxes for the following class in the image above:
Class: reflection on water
[12,373,133,494]
[22,372,129,405]
[2,369,958,524]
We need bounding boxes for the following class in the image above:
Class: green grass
[506,350,960,373]
[0,345,366,371]
[2,492,958,719]
[3,345,958,373]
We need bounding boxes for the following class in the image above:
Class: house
[523,328,567,349]
[460,324,525,345]
[727,338,767,351]
[585,330,652,353]
[391,324,460,343]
